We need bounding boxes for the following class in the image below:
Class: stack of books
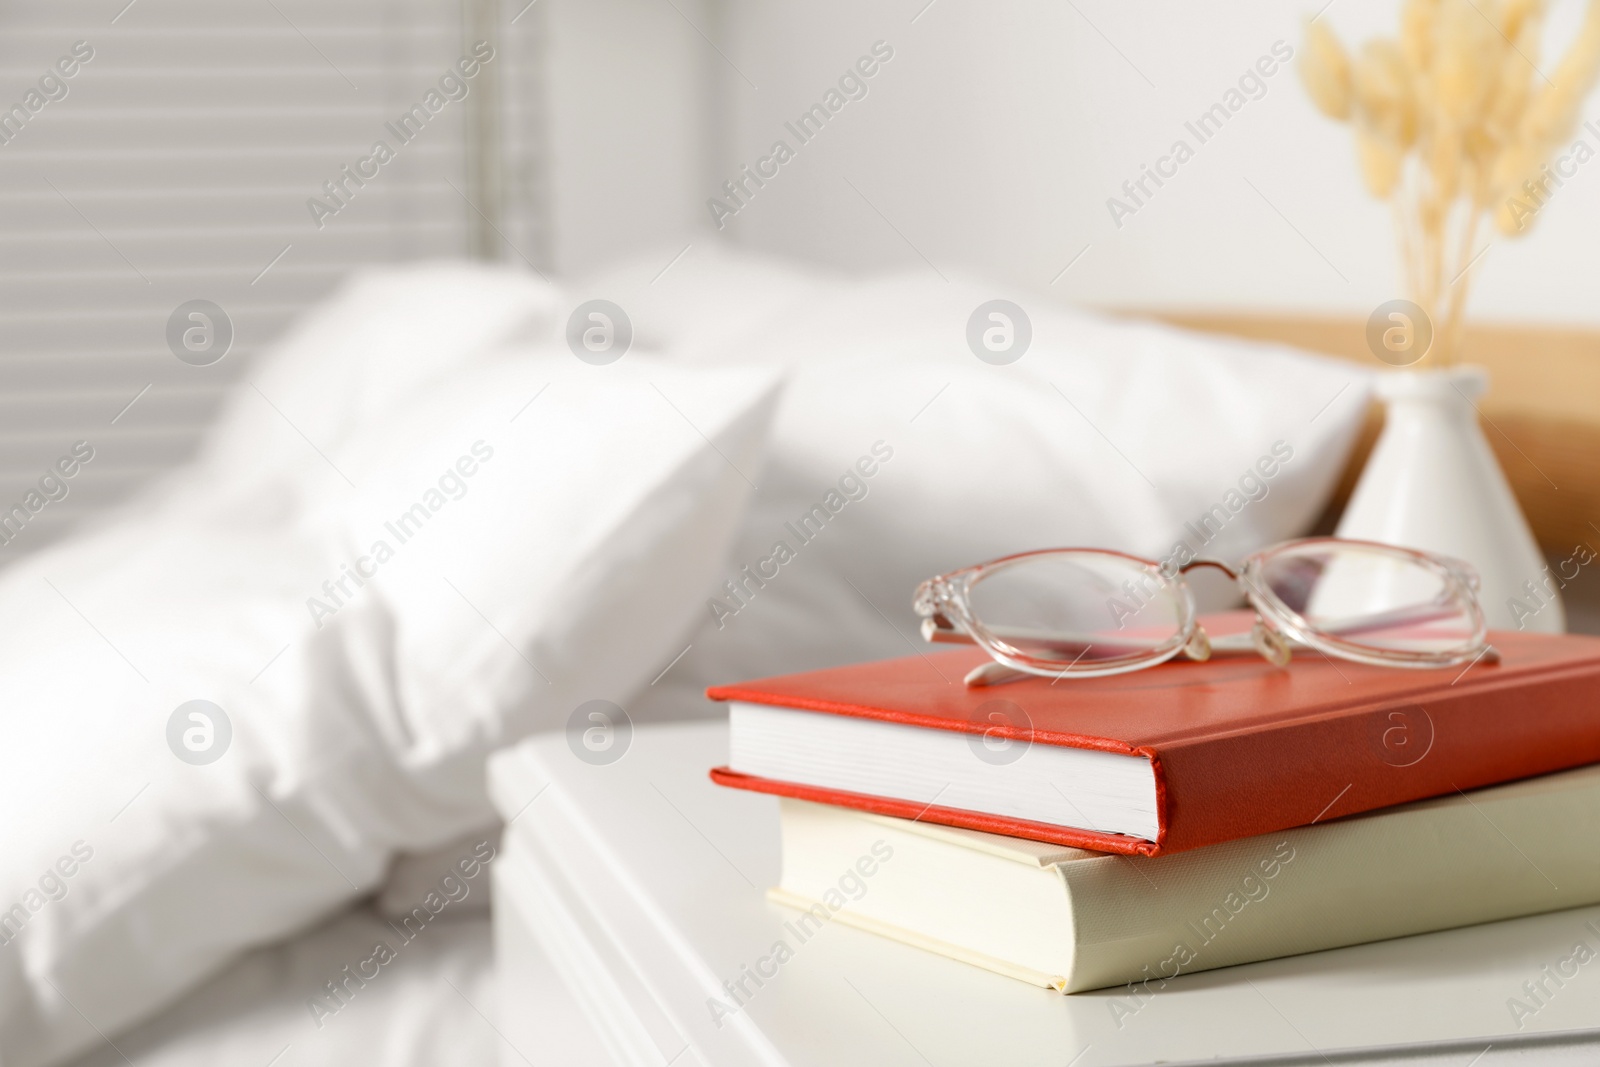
[706,623,1600,992]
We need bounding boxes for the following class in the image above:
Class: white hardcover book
[773,763,1600,994]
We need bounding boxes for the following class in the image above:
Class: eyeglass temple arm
[922,617,1304,655]
[926,594,1491,650]
[924,617,1499,688]
[926,619,1273,689]
[962,646,1506,688]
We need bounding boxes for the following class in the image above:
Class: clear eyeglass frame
[913,537,1496,687]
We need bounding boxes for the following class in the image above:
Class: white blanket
[63,908,506,1067]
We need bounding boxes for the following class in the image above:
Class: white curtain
[0,0,545,557]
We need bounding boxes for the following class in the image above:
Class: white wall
[701,0,1600,325]
[543,0,712,274]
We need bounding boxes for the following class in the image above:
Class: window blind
[0,0,546,559]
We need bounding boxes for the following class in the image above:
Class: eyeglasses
[914,537,1496,687]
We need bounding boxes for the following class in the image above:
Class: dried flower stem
[1439,201,1483,362]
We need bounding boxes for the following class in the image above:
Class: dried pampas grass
[1303,20,1354,119]
[1302,0,1600,364]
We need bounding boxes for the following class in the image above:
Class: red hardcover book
[707,626,1600,856]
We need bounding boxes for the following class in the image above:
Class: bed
[0,243,1384,1067]
[63,908,505,1067]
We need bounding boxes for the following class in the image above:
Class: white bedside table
[489,722,1600,1066]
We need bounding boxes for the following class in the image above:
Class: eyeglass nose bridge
[1177,557,1239,580]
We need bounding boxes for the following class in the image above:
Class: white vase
[1334,365,1563,634]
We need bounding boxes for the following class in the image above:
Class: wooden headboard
[1153,313,1600,555]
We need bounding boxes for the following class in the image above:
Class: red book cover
[706,627,1600,856]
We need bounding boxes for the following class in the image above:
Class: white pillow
[568,240,834,357]
[596,253,1374,718]
[0,342,779,1065]
[196,260,561,512]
